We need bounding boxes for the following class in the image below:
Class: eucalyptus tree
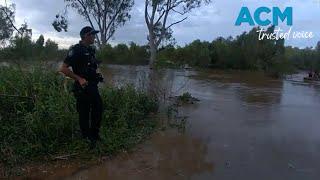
[144,0,211,68]
[53,0,134,48]
[144,0,210,97]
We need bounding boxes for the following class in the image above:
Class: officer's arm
[59,63,87,86]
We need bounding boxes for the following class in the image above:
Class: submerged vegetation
[0,66,158,176]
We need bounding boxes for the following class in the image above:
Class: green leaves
[0,3,15,44]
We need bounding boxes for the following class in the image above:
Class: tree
[0,3,15,46]
[35,35,45,48]
[45,39,59,52]
[144,0,211,68]
[53,0,134,48]
[144,0,210,97]
[10,23,33,59]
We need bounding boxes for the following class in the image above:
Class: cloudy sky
[1,0,319,49]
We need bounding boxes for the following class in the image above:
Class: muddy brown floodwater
[58,65,320,180]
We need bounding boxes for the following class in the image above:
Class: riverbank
[0,66,158,177]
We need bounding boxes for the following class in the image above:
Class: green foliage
[0,33,66,62]
[35,35,44,48]
[0,66,76,168]
[0,3,15,46]
[96,42,149,65]
[0,66,158,175]
[59,0,134,47]
[52,14,68,32]
[99,85,158,153]
[285,46,320,71]
[44,39,59,58]
[184,40,211,67]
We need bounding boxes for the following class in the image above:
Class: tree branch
[103,1,107,36]
[94,0,102,30]
[155,9,166,25]
[162,0,171,29]
[2,0,22,35]
[104,0,124,41]
[155,0,171,46]
[92,13,100,28]
[167,16,187,29]
[156,16,187,47]
[172,8,186,15]
[150,0,158,24]
[106,28,114,42]
[145,0,150,26]
[76,0,101,45]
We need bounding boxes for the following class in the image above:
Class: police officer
[59,26,103,144]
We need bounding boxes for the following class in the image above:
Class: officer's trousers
[74,84,103,140]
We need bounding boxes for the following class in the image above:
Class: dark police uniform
[64,42,103,141]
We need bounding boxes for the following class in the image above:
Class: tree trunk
[99,31,107,49]
[149,41,157,69]
[148,32,158,98]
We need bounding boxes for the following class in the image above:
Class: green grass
[0,66,158,176]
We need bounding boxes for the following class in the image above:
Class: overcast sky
[1,0,319,49]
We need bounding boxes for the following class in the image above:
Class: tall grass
[0,66,158,176]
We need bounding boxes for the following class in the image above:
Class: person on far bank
[59,26,104,146]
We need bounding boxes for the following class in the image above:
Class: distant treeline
[96,42,149,65]
[155,26,320,76]
[0,34,67,62]
[1,26,320,75]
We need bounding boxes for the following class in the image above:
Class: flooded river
[62,65,320,180]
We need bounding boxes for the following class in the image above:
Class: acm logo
[235,7,293,26]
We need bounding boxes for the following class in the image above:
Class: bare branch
[155,9,166,25]
[156,16,187,46]
[103,1,107,34]
[145,0,150,26]
[104,0,124,40]
[94,0,102,30]
[150,1,157,24]
[162,0,170,27]
[92,13,100,28]
[167,16,187,29]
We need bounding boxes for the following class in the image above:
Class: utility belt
[71,73,103,97]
